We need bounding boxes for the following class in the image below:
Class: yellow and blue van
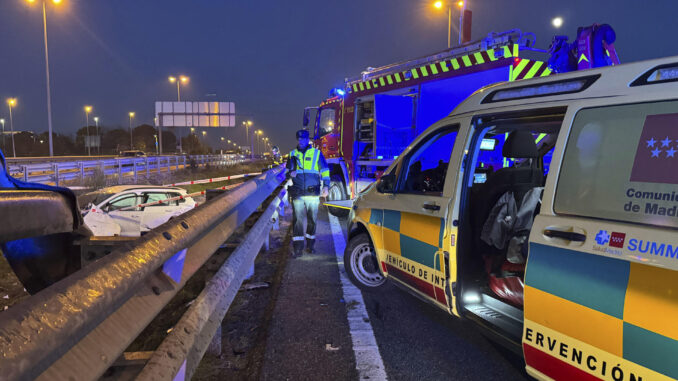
[344,55,678,380]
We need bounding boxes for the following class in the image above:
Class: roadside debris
[325,344,340,351]
[241,282,270,291]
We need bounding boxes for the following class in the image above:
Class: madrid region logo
[595,230,610,245]
[595,230,626,249]
[630,113,678,184]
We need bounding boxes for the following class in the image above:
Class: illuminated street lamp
[255,130,263,156]
[93,116,99,155]
[168,75,189,102]
[25,0,62,157]
[6,99,17,158]
[433,0,466,48]
[242,120,253,159]
[84,105,92,155]
[128,112,135,149]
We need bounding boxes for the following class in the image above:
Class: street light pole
[169,75,188,153]
[42,0,55,157]
[447,5,451,49]
[84,106,92,156]
[7,99,17,158]
[128,112,135,150]
[0,119,5,154]
[458,0,466,45]
[434,1,466,48]
[93,116,99,155]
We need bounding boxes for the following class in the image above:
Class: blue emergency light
[329,88,346,97]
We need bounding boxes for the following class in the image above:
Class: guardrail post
[118,160,123,184]
[79,162,85,182]
[133,160,138,183]
[145,158,149,178]
[21,165,28,182]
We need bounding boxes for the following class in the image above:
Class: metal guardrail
[0,166,287,381]
[7,155,247,185]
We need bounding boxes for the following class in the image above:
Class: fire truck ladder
[346,29,539,85]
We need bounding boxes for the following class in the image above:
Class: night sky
[0,0,676,153]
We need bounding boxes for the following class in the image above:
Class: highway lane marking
[329,214,388,381]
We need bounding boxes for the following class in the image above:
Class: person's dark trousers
[292,196,320,254]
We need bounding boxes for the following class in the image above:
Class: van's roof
[450,54,678,117]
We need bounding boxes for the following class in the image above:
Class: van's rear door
[525,100,678,381]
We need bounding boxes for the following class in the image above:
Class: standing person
[272,145,282,166]
[287,129,329,257]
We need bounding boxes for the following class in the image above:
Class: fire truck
[304,25,619,214]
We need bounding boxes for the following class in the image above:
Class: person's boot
[292,241,304,258]
[305,239,316,254]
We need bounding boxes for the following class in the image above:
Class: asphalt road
[258,206,530,381]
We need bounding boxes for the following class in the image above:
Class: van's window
[318,108,336,137]
[108,194,141,211]
[555,101,678,228]
[397,126,458,195]
[144,192,170,207]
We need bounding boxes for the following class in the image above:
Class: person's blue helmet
[296,129,309,139]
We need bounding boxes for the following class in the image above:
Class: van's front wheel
[344,233,386,291]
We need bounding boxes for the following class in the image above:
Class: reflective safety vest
[287,147,330,197]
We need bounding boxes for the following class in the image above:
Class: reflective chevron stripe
[510,58,553,81]
[347,44,542,94]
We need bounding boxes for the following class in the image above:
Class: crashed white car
[80,185,196,237]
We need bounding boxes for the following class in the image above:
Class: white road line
[329,214,388,381]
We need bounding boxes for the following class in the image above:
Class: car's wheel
[344,232,386,291]
[327,181,349,218]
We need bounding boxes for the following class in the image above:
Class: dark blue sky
[0,0,676,152]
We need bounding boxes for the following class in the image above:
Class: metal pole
[177,82,183,154]
[458,1,467,45]
[42,0,54,157]
[8,104,16,158]
[447,6,451,49]
[86,111,90,156]
[129,115,133,149]
[95,118,99,155]
[1,120,5,154]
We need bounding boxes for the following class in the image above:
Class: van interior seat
[470,130,545,307]
[472,130,544,251]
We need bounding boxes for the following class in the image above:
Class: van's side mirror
[377,174,396,193]
[303,109,310,127]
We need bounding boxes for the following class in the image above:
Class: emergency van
[345,55,678,380]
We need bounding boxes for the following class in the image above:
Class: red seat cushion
[489,275,524,307]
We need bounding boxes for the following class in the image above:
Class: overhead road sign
[155,101,236,128]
